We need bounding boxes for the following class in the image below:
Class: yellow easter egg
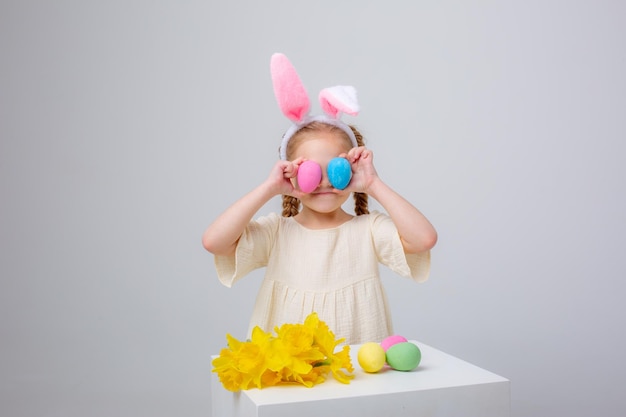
[358,342,386,373]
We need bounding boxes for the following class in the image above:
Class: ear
[319,86,359,118]
[271,53,310,122]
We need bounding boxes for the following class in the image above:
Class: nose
[318,171,332,189]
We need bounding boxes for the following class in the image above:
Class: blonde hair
[281,122,370,217]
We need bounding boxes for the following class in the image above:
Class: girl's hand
[342,147,379,193]
[264,158,307,198]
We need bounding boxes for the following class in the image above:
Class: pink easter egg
[296,160,322,193]
[381,335,408,352]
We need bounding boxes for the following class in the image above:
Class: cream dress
[215,211,430,345]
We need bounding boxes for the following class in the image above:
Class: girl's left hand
[341,146,379,193]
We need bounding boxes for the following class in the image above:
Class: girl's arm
[346,147,437,254]
[202,159,304,257]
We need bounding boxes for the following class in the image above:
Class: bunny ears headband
[271,53,360,160]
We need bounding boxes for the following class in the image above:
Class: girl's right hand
[265,158,306,198]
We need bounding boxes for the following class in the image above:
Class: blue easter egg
[327,157,352,190]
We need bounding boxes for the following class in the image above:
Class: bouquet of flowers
[212,312,354,391]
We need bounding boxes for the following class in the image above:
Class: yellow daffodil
[212,312,354,391]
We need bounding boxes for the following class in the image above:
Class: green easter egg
[385,342,421,371]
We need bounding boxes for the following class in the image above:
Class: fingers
[278,157,305,179]
[282,162,297,179]
[346,146,372,163]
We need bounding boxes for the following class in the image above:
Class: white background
[1,1,625,416]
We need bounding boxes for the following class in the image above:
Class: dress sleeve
[370,211,431,283]
[214,213,279,287]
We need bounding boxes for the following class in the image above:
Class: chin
[305,204,340,214]
[307,202,350,214]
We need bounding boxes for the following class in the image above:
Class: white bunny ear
[271,53,310,123]
[319,86,360,118]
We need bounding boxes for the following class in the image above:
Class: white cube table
[211,341,510,417]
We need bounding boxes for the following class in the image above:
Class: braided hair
[281,123,370,217]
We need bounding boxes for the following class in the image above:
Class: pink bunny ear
[319,86,360,118]
[271,53,310,123]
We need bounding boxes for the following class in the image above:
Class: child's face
[291,129,353,213]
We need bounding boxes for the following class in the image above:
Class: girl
[202,54,437,344]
